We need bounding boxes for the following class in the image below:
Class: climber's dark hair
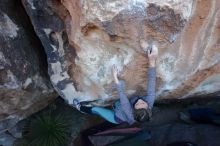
[133,108,152,123]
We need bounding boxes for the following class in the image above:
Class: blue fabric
[114,67,156,124]
[82,67,156,125]
[114,86,135,125]
[91,107,118,124]
[142,67,156,109]
[189,108,219,123]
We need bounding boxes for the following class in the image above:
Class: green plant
[24,112,70,146]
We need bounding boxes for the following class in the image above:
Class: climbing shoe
[73,99,81,111]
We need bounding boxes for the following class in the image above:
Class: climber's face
[134,99,148,109]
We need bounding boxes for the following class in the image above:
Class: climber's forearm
[116,80,135,124]
[144,67,156,109]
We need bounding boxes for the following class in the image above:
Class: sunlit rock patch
[22,0,220,105]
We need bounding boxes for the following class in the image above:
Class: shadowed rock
[0,0,57,132]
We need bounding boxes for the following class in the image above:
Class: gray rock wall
[0,0,57,133]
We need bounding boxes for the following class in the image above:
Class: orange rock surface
[23,0,220,104]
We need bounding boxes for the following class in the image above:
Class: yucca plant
[24,112,70,146]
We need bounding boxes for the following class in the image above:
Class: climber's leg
[73,99,118,124]
[91,106,118,124]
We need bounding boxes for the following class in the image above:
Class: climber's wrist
[114,77,119,84]
[149,60,156,67]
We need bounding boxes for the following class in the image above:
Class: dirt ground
[13,97,220,146]
[73,97,220,146]
[143,97,220,146]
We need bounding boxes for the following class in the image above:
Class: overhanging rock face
[23,0,220,105]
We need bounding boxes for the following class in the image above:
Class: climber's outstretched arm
[112,65,135,124]
[142,44,158,109]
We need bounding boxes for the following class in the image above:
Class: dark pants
[80,121,116,146]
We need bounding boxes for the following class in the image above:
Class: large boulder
[22,0,220,105]
[0,0,57,132]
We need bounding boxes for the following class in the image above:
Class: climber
[72,44,158,125]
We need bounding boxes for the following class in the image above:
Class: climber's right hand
[112,65,119,84]
[148,44,158,67]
